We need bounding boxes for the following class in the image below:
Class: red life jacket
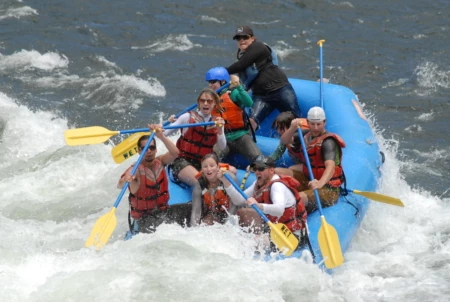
[254,175,307,232]
[212,91,247,133]
[127,160,169,219]
[176,111,218,164]
[299,132,346,188]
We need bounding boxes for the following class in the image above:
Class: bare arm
[151,124,179,166]
[117,166,140,194]
[309,138,337,189]
[280,119,299,145]
[190,182,203,227]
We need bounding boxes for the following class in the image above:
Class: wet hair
[197,88,223,112]
[201,152,220,165]
[137,135,155,149]
[272,111,296,131]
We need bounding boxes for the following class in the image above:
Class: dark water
[2,0,448,196]
[1,1,449,301]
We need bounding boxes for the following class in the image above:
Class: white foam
[135,34,201,52]
[199,15,225,24]
[0,6,38,21]
[0,50,69,71]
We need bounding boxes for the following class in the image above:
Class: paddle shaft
[317,40,325,108]
[297,128,325,215]
[223,173,269,223]
[113,131,157,208]
[110,121,218,138]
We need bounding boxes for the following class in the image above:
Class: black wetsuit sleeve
[226,41,269,75]
[321,137,338,161]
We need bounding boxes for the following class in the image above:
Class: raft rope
[239,166,251,189]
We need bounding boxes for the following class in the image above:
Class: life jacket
[285,119,310,161]
[299,132,346,188]
[176,111,218,164]
[127,160,169,219]
[212,91,247,133]
[195,163,231,216]
[254,175,307,232]
[199,180,231,215]
[238,43,278,90]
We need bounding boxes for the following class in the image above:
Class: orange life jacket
[127,160,169,219]
[298,132,346,188]
[212,91,247,133]
[176,111,218,164]
[195,164,231,214]
[254,175,307,232]
[199,182,231,214]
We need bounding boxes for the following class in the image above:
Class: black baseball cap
[250,155,275,169]
[233,26,254,40]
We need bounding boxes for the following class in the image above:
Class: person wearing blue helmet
[206,67,262,164]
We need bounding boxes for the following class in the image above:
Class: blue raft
[168,78,383,268]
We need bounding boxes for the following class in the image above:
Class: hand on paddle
[245,197,262,210]
[215,117,225,134]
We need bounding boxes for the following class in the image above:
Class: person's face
[207,79,221,91]
[201,157,219,182]
[197,93,216,115]
[307,120,326,136]
[252,165,274,187]
[236,35,255,51]
[138,139,157,162]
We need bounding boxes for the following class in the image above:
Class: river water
[1,1,449,301]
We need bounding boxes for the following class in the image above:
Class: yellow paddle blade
[267,222,299,256]
[85,208,117,250]
[111,132,150,164]
[318,216,344,268]
[65,126,119,146]
[352,190,404,207]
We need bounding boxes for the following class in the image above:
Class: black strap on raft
[304,230,316,262]
[339,170,348,197]
[243,109,257,143]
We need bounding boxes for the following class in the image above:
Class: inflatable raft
[167,78,383,269]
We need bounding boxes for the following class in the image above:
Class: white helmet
[307,107,326,121]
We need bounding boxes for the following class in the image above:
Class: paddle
[347,189,404,207]
[65,122,215,146]
[297,128,344,268]
[317,39,325,108]
[85,131,157,250]
[223,173,299,256]
[111,83,230,164]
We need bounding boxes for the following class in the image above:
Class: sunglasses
[208,80,219,84]
[139,145,157,151]
[236,35,251,41]
[199,98,214,104]
[250,166,267,172]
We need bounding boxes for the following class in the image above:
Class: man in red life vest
[279,107,346,213]
[220,155,307,247]
[118,125,191,235]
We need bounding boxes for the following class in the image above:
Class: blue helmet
[205,67,230,82]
